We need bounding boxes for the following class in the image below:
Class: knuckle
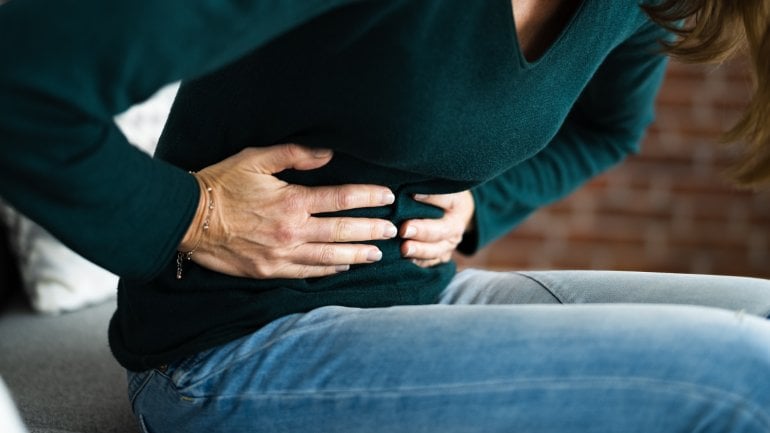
[335,220,353,241]
[261,247,281,262]
[335,190,353,210]
[239,147,258,159]
[319,245,337,265]
[252,261,274,278]
[281,143,302,160]
[282,190,306,214]
[294,265,314,279]
[371,223,383,240]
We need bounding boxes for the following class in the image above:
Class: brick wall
[457,59,770,278]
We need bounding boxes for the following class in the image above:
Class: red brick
[463,59,769,280]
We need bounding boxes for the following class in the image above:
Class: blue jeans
[128,270,770,432]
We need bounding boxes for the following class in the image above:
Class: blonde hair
[642,0,770,187]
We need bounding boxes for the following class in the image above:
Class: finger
[307,217,398,242]
[270,263,352,279]
[413,193,456,210]
[304,184,395,213]
[411,258,444,268]
[245,143,334,174]
[400,219,456,243]
[291,243,383,266]
[401,240,455,260]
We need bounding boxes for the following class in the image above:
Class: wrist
[178,173,210,252]
[176,172,215,279]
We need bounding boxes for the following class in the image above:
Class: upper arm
[569,18,670,150]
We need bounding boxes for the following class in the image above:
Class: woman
[1,0,770,431]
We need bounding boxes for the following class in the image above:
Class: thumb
[249,143,333,174]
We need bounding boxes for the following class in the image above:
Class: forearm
[460,19,670,254]
[0,119,199,280]
[0,0,361,279]
[459,119,643,254]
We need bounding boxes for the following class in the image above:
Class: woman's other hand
[400,191,475,268]
[178,144,397,279]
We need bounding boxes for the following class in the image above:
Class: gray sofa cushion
[0,296,136,433]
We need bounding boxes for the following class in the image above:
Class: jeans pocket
[167,347,218,390]
[127,370,154,409]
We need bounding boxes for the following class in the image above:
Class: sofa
[0,221,137,433]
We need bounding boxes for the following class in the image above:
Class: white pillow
[114,83,180,153]
[0,83,179,314]
[0,205,118,314]
[0,377,27,433]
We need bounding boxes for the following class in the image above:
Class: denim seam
[171,350,211,387]
[512,271,566,304]
[138,414,152,433]
[175,376,770,428]
[129,370,156,410]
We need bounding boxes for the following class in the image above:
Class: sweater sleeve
[0,0,361,280]
[458,19,670,255]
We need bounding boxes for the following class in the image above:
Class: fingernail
[367,249,383,262]
[414,194,428,200]
[405,245,414,256]
[404,226,417,238]
[312,148,333,158]
[335,265,350,272]
[382,192,396,205]
[384,224,398,238]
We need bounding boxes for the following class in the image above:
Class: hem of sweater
[109,264,456,372]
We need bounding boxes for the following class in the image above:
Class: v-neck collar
[504,0,588,69]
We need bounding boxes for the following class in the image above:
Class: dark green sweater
[0,0,668,371]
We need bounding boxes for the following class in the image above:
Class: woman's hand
[179,144,398,279]
[400,191,475,268]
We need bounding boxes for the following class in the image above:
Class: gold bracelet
[176,173,213,280]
